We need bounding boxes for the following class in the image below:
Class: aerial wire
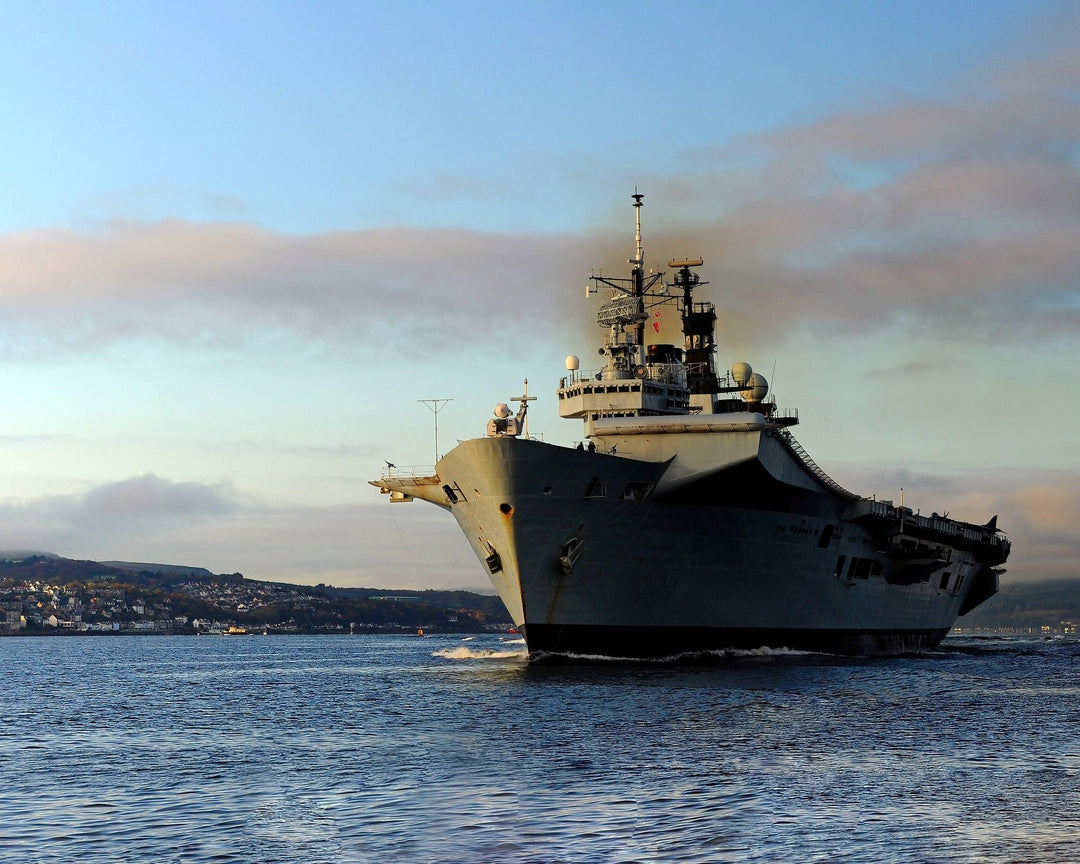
[384,496,471,583]
[385,497,421,570]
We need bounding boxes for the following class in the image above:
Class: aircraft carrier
[372,194,1010,658]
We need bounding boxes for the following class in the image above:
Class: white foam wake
[432,644,529,661]
[530,644,821,663]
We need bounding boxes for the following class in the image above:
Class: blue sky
[1,0,1077,588]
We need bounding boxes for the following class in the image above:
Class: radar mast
[589,193,668,378]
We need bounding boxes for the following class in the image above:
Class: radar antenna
[510,378,537,438]
[587,193,668,363]
[631,191,644,266]
[418,398,452,463]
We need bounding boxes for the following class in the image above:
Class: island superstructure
[372,194,1010,658]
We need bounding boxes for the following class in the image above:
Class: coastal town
[2,569,313,634]
[0,554,511,636]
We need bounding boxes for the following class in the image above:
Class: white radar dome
[565,354,580,371]
[740,372,769,402]
[731,362,752,387]
[494,403,512,418]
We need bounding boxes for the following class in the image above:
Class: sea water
[1,632,1078,863]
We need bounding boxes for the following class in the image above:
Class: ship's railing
[768,406,800,424]
[861,499,1009,552]
[774,428,859,500]
[561,365,687,386]
[852,500,1011,566]
[379,466,439,484]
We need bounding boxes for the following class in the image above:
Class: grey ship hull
[402,430,1003,659]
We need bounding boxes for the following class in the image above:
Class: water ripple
[2,633,1079,863]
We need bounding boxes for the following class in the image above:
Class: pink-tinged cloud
[0,222,595,359]
[0,13,1076,360]
[1002,483,1080,544]
[639,15,1080,343]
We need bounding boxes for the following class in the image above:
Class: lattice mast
[589,193,668,378]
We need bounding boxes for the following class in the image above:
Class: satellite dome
[565,354,580,371]
[494,403,511,418]
[731,362,752,387]
[740,372,769,402]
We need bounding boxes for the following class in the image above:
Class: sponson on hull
[372,193,1010,659]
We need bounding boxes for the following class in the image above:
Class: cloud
[75,473,235,523]
[0,475,486,589]
[632,14,1080,345]
[0,221,597,360]
[0,474,236,545]
[990,477,1080,583]
[1001,481,1080,545]
[174,500,487,589]
[4,9,1078,363]
[2,13,1077,362]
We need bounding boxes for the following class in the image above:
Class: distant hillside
[0,554,512,633]
[103,561,216,579]
[322,585,509,619]
[0,550,60,561]
[960,578,1080,630]
[0,555,131,582]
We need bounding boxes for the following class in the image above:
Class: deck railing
[379,466,438,484]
